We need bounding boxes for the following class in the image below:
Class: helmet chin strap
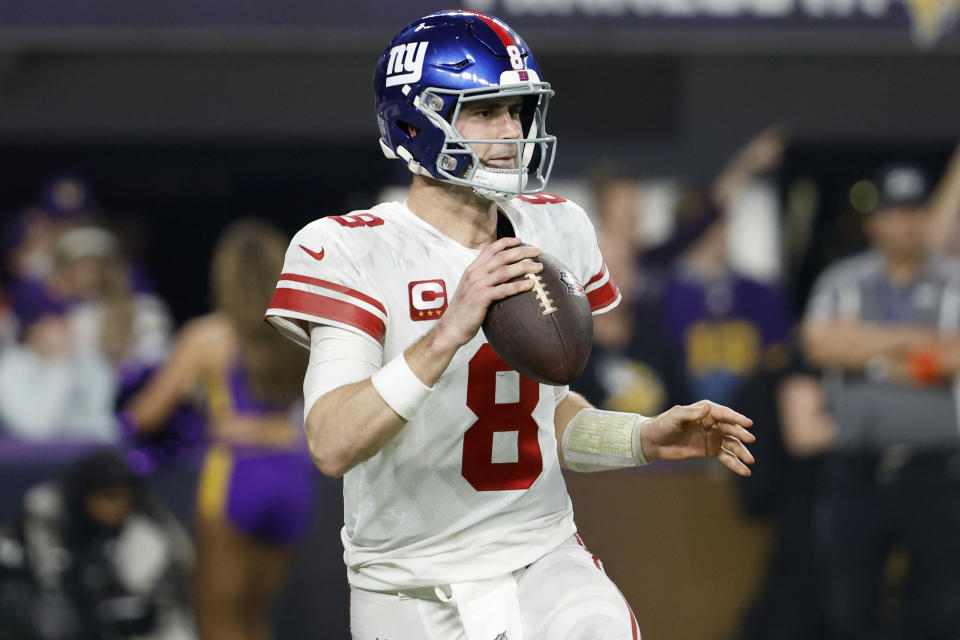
[382,140,435,178]
[384,137,532,202]
[472,166,528,202]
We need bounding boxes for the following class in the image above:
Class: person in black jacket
[1,450,194,640]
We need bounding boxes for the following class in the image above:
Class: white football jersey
[266,194,620,591]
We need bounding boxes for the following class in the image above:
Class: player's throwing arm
[427,238,541,351]
[303,238,540,477]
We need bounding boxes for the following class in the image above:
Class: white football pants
[350,534,640,640]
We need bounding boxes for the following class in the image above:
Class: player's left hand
[641,400,755,476]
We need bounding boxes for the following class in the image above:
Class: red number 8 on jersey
[462,344,543,491]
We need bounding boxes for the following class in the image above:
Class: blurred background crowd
[2,1,960,639]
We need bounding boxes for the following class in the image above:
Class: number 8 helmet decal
[374,10,557,202]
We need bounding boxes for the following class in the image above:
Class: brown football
[482,252,593,385]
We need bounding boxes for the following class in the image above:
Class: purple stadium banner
[0,0,957,46]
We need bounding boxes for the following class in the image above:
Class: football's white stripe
[275,280,387,321]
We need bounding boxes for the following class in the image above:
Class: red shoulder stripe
[279,273,386,314]
[586,263,608,287]
[267,288,386,344]
[587,279,620,312]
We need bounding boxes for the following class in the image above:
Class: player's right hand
[434,237,542,349]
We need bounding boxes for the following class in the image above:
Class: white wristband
[561,409,650,472]
[370,352,433,421]
[632,416,649,466]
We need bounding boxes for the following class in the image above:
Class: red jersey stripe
[587,279,620,311]
[622,593,640,639]
[586,263,608,287]
[268,288,386,343]
[460,10,516,48]
[575,533,638,636]
[279,273,386,314]
[573,534,603,571]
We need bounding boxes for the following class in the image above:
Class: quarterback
[266,10,754,639]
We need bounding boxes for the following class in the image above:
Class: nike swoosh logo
[300,244,325,261]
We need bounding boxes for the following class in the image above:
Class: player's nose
[497,112,523,140]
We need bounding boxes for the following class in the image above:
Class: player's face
[455,96,524,169]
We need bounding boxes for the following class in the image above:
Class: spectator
[734,348,831,640]
[660,129,792,405]
[802,162,960,639]
[125,219,312,640]
[0,279,116,442]
[49,225,172,372]
[1,174,96,292]
[1,450,194,640]
[574,167,691,415]
[0,285,15,351]
[1,207,60,288]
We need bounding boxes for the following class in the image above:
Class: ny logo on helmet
[385,42,429,87]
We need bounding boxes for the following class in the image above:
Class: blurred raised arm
[927,139,960,254]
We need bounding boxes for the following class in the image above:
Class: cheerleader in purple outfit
[126,219,312,640]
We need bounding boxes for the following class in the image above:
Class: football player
[266,10,755,639]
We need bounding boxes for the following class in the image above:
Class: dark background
[2,50,959,320]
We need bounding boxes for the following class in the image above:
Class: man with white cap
[803,163,960,639]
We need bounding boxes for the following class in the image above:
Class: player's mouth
[483,154,518,169]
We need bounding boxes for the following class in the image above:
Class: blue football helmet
[374,10,557,201]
